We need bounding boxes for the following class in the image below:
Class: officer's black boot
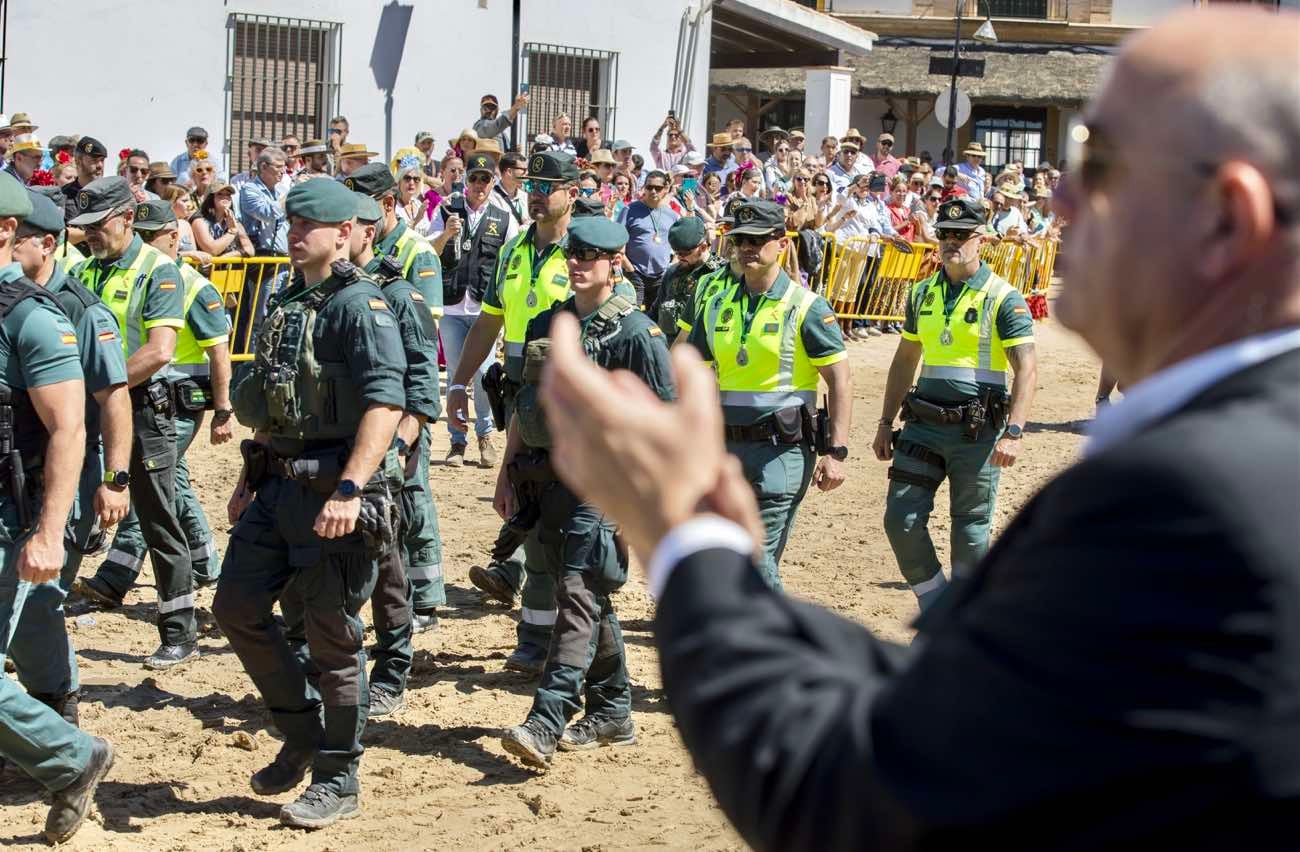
[560,715,637,751]
[251,743,315,796]
[501,720,557,769]
[468,564,516,605]
[144,641,199,671]
[279,783,361,829]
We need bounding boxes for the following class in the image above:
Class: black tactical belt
[724,420,781,444]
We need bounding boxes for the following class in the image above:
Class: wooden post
[905,98,918,157]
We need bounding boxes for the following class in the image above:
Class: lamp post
[943,1,997,165]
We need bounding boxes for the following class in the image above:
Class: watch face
[338,479,358,497]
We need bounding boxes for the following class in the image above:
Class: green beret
[526,150,579,183]
[21,189,62,234]
[668,216,706,252]
[571,197,607,219]
[728,199,786,236]
[66,176,133,226]
[286,178,360,224]
[567,216,628,253]
[342,162,396,198]
[0,173,32,219]
[132,199,177,232]
[353,191,383,224]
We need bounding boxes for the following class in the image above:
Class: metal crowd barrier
[814,235,938,322]
[184,256,292,361]
[979,237,1060,299]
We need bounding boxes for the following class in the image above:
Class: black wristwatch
[103,469,130,488]
[212,408,234,425]
[337,479,360,499]
[1004,423,1024,439]
[829,446,849,461]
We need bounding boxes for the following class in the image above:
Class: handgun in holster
[804,396,833,455]
[240,439,271,491]
[481,361,509,432]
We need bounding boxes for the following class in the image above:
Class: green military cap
[567,215,628,253]
[571,197,607,218]
[342,162,396,198]
[67,176,133,226]
[285,177,359,224]
[132,199,177,233]
[466,152,495,176]
[21,189,66,234]
[668,215,707,251]
[937,196,987,231]
[526,150,579,183]
[728,199,786,236]
[353,191,383,224]
[0,172,34,218]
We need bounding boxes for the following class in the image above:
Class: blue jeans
[439,313,494,445]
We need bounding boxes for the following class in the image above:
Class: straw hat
[962,141,986,158]
[8,134,43,154]
[337,143,379,160]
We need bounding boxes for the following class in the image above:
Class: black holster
[357,491,399,558]
[141,378,174,417]
[806,396,833,455]
[481,361,509,432]
[772,405,805,445]
[491,451,553,562]
[240,440,270,492]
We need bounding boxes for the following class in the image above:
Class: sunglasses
[813,179,830,187]
[187,137,206,145]
[731,232,781,248]
[937,229,976,242]
[927,195,942,203]
[586,127,601,134]
[735,147,753,154]
[401,174,421,182]
[282,145,299,152]
[578,186,597,197]
[467,173,493,184]
[777,147,790,154]
[880,140,894,147]
[523,179,564,195]
[644,183,667,192]
[569,246,615,262]
[127,166,149,175]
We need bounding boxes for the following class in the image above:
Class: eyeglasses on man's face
[732,232,781,248]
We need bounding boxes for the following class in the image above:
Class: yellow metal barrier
[185,256,292,361]
[978,236,1060,299]
[819,236,937,322]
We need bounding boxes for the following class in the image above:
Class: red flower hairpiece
[119,148,133,162]
[55,150,71,165]
[29,169,55,187]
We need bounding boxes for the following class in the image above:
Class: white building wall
[4,0,705,174]
[1108,0,1189,27]
[823,0,914,13]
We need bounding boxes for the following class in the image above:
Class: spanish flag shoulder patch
[368,298,389,311]
[822,313,838,325]
[206,300,222,311]
[1013,306,1028,315]
[97,330,117,342]
[410,291,425,302]
[648,326,662,337]
[159,280,177,291]
[61,333,78,345]
[418,269,437,278]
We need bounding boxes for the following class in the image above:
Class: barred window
[521,43,620,144]
[972,106,1045,175]
[225,13,343,174]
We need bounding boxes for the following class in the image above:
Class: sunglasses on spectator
[777,147,789,154]
[283,145,299,152]
[927,194,942,203]
[578,187,597,197]
[586,126,601,134]
[126,166,149,175]
[569,246,616,262]
[596,162,615,169]
[187,137,205,145]
[467,173,493,184]
[401,174,421,182]
[880,140,894,147]
[735,147,753,153]
[731,231,782,247]
[523,179,562,195]
[813,179,830,187]
[644,183,667,192]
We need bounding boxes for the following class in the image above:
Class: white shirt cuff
[647,516,754,601]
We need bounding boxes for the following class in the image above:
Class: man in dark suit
[535,8,1300,849]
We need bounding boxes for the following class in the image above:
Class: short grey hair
[256,148,286,169]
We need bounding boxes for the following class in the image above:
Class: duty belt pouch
[174,378,213,414]
[294,451,344,495]
[145,379,173,416]
[772,405,805,445]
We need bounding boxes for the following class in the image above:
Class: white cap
[534,133,555,145]
[670,164,692,176]
[683,151,706,167]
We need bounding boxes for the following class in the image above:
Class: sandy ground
[1,311,1100,851]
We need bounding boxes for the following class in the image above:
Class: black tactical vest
[0,278,66,461]
[438,202,513,305]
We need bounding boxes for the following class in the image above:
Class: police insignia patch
[947,204,962,219]
[486,221,500,237]
[649,326,662,337]
[531,155,545,173]
[510,254,521,270]
[738,207,755,223]
[345,178,355,190]
[137,204,148,219]
[722,307,734,323]
[923,290,936,307]
[78,191,90,210]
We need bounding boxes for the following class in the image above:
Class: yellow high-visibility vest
[910,269,1018,387]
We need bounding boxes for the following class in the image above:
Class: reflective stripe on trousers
[157,591,195,614]
[521,606,558,626]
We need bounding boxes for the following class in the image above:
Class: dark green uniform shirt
[902,262,1034,404]
[373,220,444,315]
[45,264,127,439]
[367,256,442,424]
[265,271,408,457]
[676,263,741,335]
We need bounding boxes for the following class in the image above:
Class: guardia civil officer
[499,215,674,768]
[0,172,114,844]
[686,199,852,590]
[67,176,198,669]
[651,215,722,338]
[213,178,407,828]
[445,151,581,674]
[345,164,446,633]
[81,200,232,602]
[7,190,130,727]
[872,196,1037,610]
